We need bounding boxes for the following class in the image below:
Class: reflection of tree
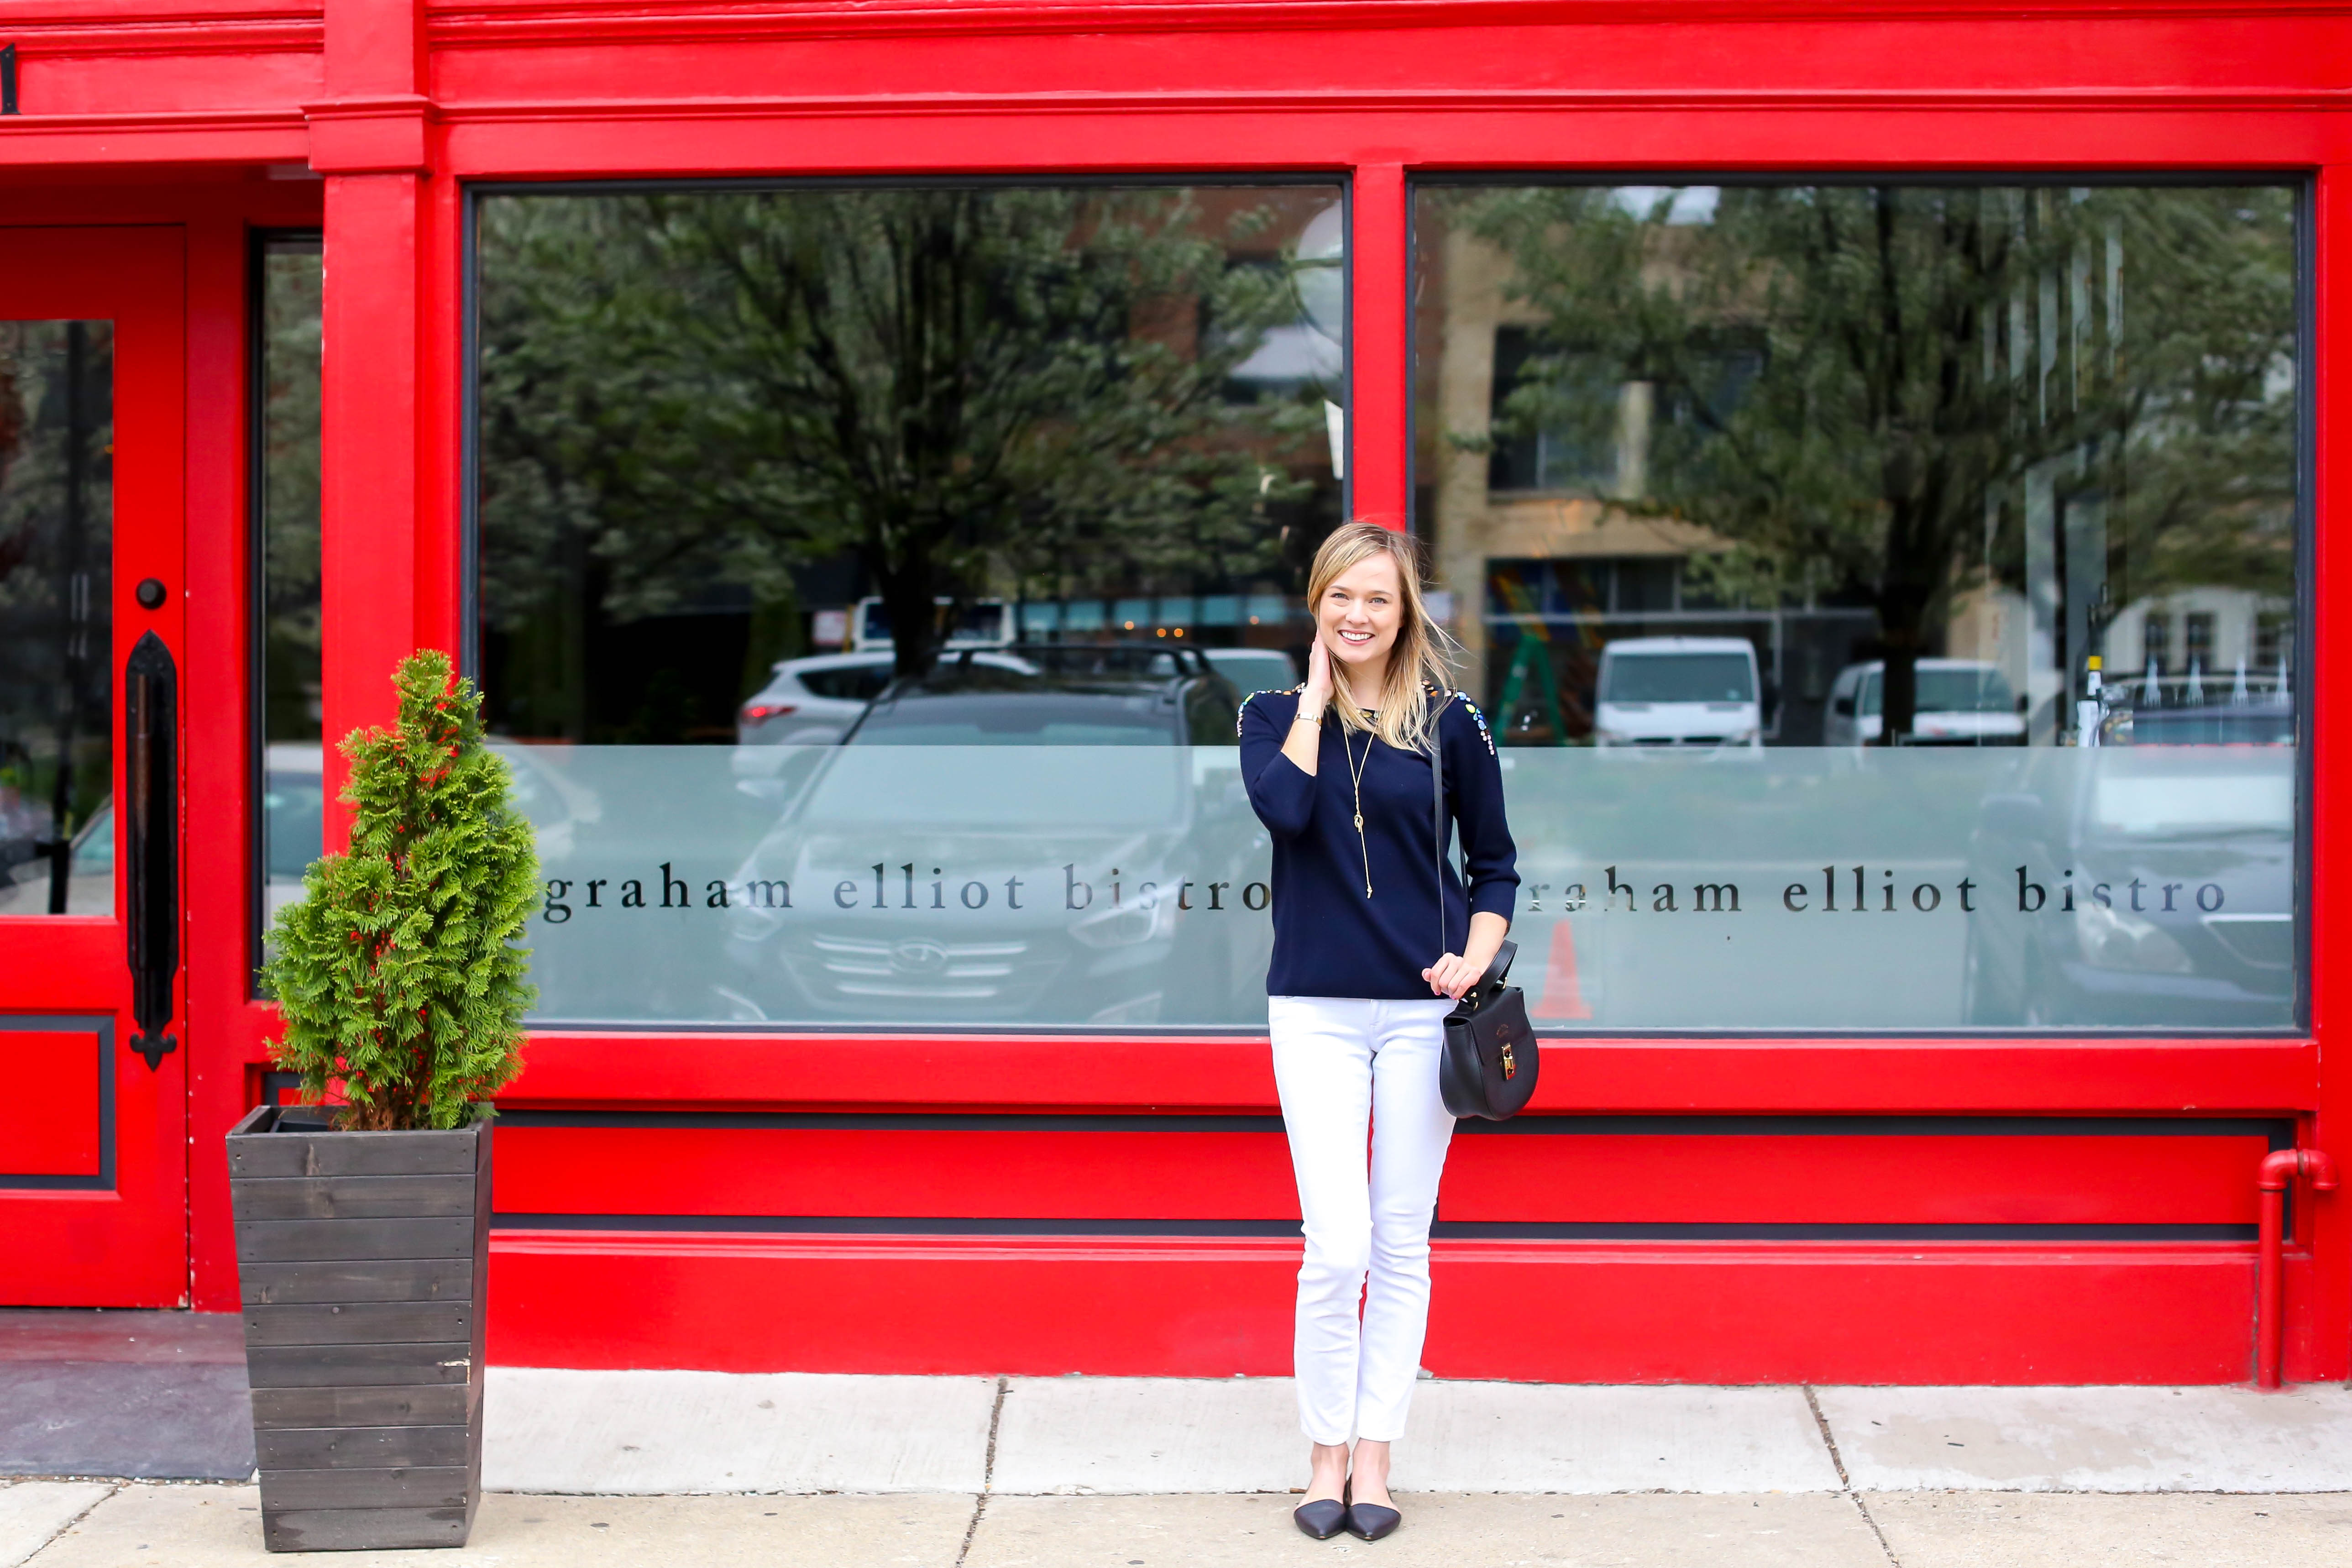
[261,250,323,744]
[0,323,114,880]
[1455,186,2295,740]
[478,187,1328,698]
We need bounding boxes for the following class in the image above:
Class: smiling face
[1318,553,1405,690]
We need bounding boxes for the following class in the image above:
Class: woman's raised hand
[1299,634,1334,720]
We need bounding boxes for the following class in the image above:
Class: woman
[1237,522,1518,1542]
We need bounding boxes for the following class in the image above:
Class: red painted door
[0,228,189,1306]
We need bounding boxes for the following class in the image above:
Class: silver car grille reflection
[797,934,1058,1001]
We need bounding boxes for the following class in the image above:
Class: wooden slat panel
[256,1425,470,1471]
[260,1466,471,1511]
[242,1301,471,1347]
[230,1174,477,1222]
[1440,1133,2270,1226]
[229,1126,478,1180]
[240,1258,473,1306]
[494,1127,1299,1220]
[235,1217,475,1263]
[262,1505,471,1552]
[249,1384,471,1430]
[245,1342,472,1389]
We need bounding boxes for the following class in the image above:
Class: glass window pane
[257,237,324,943]
[475,183,1342,1026]
[1413,182,2300,1030]
[0,321,113,918]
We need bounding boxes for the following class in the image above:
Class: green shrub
[260,651,538,1130]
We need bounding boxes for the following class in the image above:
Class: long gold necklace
[1342,718,1375,898]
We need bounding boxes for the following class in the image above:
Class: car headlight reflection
[1070,898,1170,950]
[2074,900,2193,974]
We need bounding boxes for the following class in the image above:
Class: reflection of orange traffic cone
[1530,918,1592,1021]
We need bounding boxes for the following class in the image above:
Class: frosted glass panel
[511,743,2293,1031]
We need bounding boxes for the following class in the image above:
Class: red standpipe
[2255,1147,2340,1390]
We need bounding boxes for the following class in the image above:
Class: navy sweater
[1239,684,1520,999]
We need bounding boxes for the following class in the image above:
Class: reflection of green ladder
[1492,576,1569,743]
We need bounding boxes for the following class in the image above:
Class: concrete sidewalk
[10,1482,2352,1566]
[6,1374,2352,1565]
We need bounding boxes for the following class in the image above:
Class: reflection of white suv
[1592,636,1763,749]
[1203,646,1297,698]
[1825,659,2025,747]
[737,653,897,746]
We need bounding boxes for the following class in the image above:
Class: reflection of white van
[1825,659,2025,747]
[1592,636,1763,748]
[851,597,1012,652]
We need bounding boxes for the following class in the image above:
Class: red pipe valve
[2255,1148,2339,1390]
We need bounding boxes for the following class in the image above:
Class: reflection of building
[1415,189,2298,753]
[1418,218,1874,745]
[2111,590,2294,691]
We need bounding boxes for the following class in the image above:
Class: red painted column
[312,0,434,844]
[2303,163,2351,1382]
[1351,163,1411,530]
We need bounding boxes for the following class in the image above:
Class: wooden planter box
[226,1104,492,1552]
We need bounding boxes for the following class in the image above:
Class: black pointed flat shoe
[1292,1498,1348,1540]
[1346,1499,1402,1541]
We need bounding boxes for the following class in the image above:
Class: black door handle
[125,630,178,1070]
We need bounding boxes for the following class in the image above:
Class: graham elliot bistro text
[537,861,2238,922]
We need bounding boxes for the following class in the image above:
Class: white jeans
[1268,994,1457,1445]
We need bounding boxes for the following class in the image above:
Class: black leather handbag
[1430,713,1539,1120]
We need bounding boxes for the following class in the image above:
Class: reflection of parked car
[0,800,111,916]
[267,739,602,908]
[1963,748,2294,1028]
[1592,636,1763,749]
[262,742,327,918]
[733,650,1036,806]
[723,646,1255,1024]
[1825,660,2026,747]
[737,653,897,746]
[1204,646,1298,698]
[739,650,1048,747]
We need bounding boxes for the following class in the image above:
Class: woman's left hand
[1423,912,1511,999]
[1421,951,1483,999]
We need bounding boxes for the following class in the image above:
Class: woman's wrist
[1461,913,1509,969]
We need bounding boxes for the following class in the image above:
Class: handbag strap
[1430,692,1451,955]
[1432,694,1513,992]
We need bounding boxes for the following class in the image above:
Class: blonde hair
[1306,522,1457,751]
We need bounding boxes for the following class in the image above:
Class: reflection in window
[0,321,113,917]
[255,236,324,943]
[472,183,1343,1028]
[1416,183,2298,751]
[476,184,1344,745]
[1414,182,2300,1030]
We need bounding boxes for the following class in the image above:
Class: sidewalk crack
[27,1480,120,1559]
[1805,1384,1900,1567]
[955,1375,1010,1568]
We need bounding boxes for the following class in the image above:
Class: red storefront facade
[0,0,2347,1385]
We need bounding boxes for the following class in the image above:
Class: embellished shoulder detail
[1235,683,1304,738]
[1451,691,1498,755]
